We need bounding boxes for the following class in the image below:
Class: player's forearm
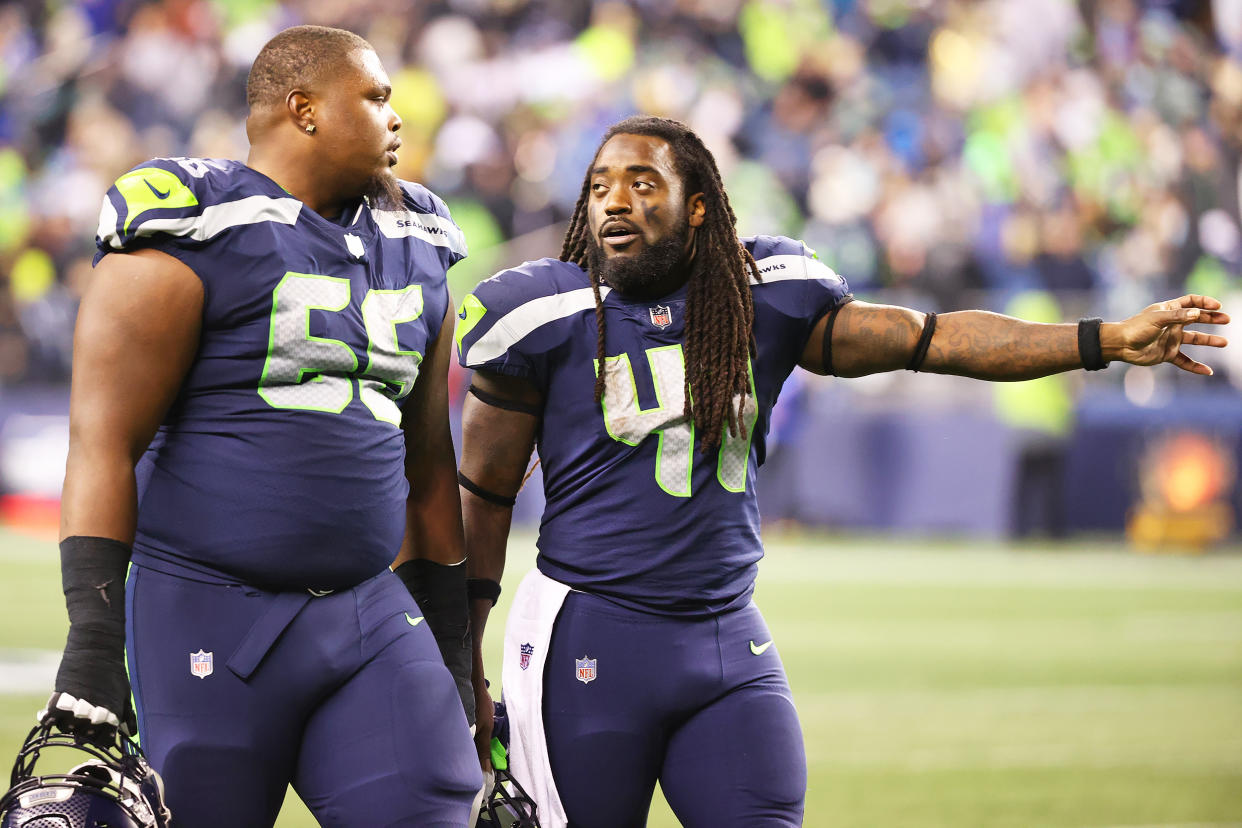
[400,472,466,566]
[59,449,139,543]
[921,311,1085,381]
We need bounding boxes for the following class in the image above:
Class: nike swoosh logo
[144,178,170,199]
[749,639,773,655]
[405,613,424,627]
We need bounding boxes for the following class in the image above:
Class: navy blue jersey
[95,158,465,590]
[457,236,849,614]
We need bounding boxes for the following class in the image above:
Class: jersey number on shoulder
[599,345,757,497]
[258,272,424,426]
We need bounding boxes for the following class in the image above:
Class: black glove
[394,558,475,727]
[44,536,133,742]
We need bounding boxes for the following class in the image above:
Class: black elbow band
[467,577,502,606]
[819,295,854,377]
[906,312,937,372]
[468,385,541,416]
[1078,317,1108,371]
[458,471,517,507]
[56,536,131,699]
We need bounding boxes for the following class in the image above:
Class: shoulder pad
[369,180,468,263]
[96,158,300,254]
[744,235,843,287]
[456,258,598,370]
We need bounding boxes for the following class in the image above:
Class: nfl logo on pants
[190,649,213,679]
[575,656,596,684]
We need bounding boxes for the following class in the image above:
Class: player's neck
[246,149,351,221]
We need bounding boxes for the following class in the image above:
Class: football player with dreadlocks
[454,116,1228,827]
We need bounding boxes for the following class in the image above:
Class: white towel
[501,568,572,828]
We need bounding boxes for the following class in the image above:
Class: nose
[388,104,402,133]
[603,185,630,215]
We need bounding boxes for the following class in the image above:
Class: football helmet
[477,701,539,828]
[0,720,170,828]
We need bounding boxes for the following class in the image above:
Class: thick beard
[364,169,404,211]
[587,224,689,299]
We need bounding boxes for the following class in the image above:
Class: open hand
[1106,294,1229,374]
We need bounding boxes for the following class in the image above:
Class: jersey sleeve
[748,234,852,353]
[93,158,300,266]
[454,258,586,387]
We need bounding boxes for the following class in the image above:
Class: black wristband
[906,312,937,372]
[393,559,474,726]
[467,577,502,605]
[1078,317,1109,371]
[56,536,131,713]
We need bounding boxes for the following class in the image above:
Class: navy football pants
[125,562,481,828]
[544,592,806,827]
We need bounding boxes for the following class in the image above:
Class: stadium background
[0,0,1240,825]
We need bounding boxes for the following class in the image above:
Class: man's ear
[287,89,314,132]
[687,193,706,228]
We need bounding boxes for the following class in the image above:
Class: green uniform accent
[455,294,488,354]
[490,736,508,770]
[115,167,199,233]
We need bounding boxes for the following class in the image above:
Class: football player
[44,25,482,828]
[455,116,1229,827]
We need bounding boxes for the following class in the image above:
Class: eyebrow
[591,164,660,175]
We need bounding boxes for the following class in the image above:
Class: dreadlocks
[560,116,759,453]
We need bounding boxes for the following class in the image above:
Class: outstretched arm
[459,369,541,769]
[800,295,1229,380]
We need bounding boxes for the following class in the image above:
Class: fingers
[39,691,122,736]
[1173,294,1223,311]
[1171,351,1214,375]
[1182,330,1229,348]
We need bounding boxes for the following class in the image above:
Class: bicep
[799,299,925,377]
[69,248,203,457]
[402,304,457,484]
[460,370,541,494]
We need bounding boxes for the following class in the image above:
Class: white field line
[0,650,58,695]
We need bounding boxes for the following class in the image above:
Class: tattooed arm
[799,295,1229,379]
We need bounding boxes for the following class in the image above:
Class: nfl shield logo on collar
[190,649,213,679]
[519,642,534,671]
[649,305,671,329]
[575,656,597,684]
[344,233,366,260]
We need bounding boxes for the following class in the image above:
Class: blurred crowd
[0,0,1239,389]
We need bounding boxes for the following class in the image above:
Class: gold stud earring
[305,124,316,134]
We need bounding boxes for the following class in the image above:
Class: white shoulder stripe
[371,209,468,258]
[748,254,842,285]
[465,285,610,366]
[99,195,302,249]
[96,195,118,246]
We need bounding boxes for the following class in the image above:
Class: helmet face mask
[477,767,539,828]
[0,721,171,828]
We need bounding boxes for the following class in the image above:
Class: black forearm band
[819,295,855,377]
[56,536,131,708]
[393,558,474,724]
[393,558,469,636]
[906,312,937,372]
[468,384,541,417]
[1078,317,1109,371]
[467,577,502,605]
[458,470,517,507]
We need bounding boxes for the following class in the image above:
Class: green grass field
[2,526,1241,827]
